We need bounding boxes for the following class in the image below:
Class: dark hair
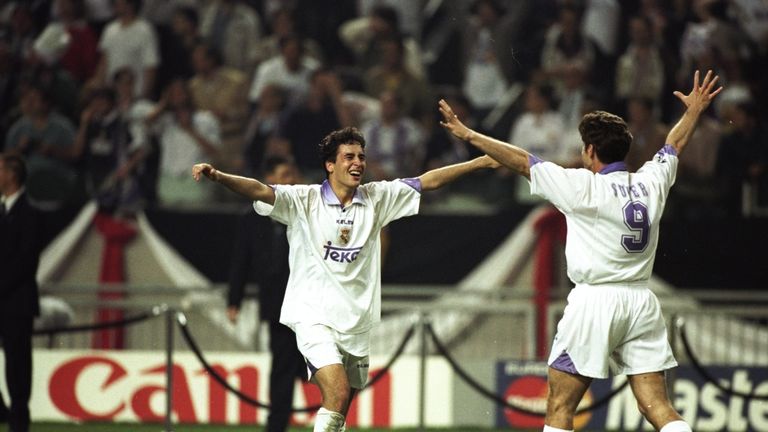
[371,5,400,31]
[578,111,633,164]
[86,86,116,104]
[318,127,366,176]
[1,152,27,185]
[470,0,506,16]
[174,6,199,28]
[194,42,223,67]
[262,155,294,175]
[278,33,303,51]
[124,0,143,13]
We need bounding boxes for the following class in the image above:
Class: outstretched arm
[667,69,723,157]
[192,163,276,204]
[438,100,533,179]
[418,155,500,191]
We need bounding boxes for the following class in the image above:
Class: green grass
[28,423,515,432]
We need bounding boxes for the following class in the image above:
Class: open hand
[673,70,723,114]
[438,99,472,141]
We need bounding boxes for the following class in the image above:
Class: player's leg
[544,367,592,431]
[627,372,691,431]
[312,364,351,431]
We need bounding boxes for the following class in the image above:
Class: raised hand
[438,99,472,141]
[192,163,217,182]
[673,70,723,114]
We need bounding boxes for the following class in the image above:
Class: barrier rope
[32,305,164,336]
[676,318,768,401]
[176,312,416,412]
[425,322,630,416]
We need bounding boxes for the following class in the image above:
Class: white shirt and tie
[0,187,24,217]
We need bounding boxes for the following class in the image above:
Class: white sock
[660,420,692,432]
[543,426,573,432]
[314,407,346,432]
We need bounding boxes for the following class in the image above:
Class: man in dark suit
[0,153,43,432]
[227,156,305,432]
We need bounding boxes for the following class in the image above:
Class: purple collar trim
[599,162,627,175]
[320,180,364,206]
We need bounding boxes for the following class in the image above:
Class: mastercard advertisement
[495,361,768,431]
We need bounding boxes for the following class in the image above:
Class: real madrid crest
[339,227,351,245]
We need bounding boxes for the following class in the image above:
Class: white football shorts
[293,323,370,389]
[548,283,677,379]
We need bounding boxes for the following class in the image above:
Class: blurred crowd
[0,0,766,219]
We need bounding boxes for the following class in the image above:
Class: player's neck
[328,178,357,207]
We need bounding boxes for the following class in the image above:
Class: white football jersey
[530,145,678,285]
[254,179,421,334]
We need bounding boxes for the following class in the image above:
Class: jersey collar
[320,180,365,206]
[599,161,628,175]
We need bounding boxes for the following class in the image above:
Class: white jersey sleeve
[252,184,309,225]
[529,158,593,214]
[362,178,422,227]
[636,145,679,201]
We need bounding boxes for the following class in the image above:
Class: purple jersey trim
[599,161,628,175]
[528,154,544,167]
[400,177,422,192]
[658,144,677,156]
[320,180,364,205]
[550,351,579,375]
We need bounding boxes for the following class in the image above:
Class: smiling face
[327,143,366,189]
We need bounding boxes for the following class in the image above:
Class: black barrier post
[165,306,174,432]
[418,312,428,430]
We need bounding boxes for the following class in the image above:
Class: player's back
[530,145,679,285]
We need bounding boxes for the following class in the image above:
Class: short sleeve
[367,179,421,227]
[253,184,307,225]
[530,160,592,213]
[636,144,678,191]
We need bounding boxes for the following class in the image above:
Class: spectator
[113,67,155,204]
[4,84,78,207]
[363,35,433,124]
[717,101,767,216]
[254,6,324,67]
[339,4,424,79]
[360,89,425,180]
[241,84,287,177]
[0,153,45,432]
[461,0,512,116]
[72,86,147,212]
[249,33,320,110]
[615,15,665,104]
[156,5,201,92]
[53,0,99,84]
[509,82,572,166]
[540,4,596,98]
[199,0,262,75]
[146,79,221,207]
[22,24,80,122]
[5,4,39,63]
[93,0,160,99]
[227,155,306,432]
[189,42,249,171]
[625,97,667,172]
[277,69,351,181]
[508,82,573,203]
[0,29,21,137]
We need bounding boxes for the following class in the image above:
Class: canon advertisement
[497,360,768,432]
[5,350,453,427]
